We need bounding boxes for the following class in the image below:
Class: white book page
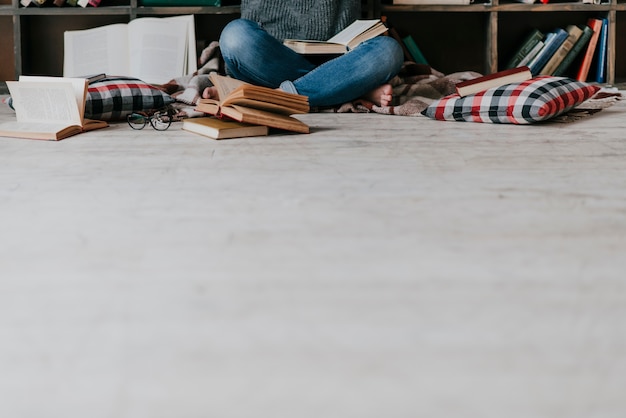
[128,15,195,84]
[19,76,88,121]
[6,81,82,126]
[327,20,380,45]
[63,24,129,79]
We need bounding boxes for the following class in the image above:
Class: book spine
[505,29,544,69]
[553,25,593,77]
[528,29,567,75]
[517,41,544,67]
[576,19,603,82]
[539,25,582,76]
[402,35,428,65]
[595,18,609,83]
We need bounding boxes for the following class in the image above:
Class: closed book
[455,66,532,97]
[505,28,544,69]
[539,25,583,75]
[77,0,101,6]
[402,35,428,65]
[576,19,603,82]
[595,18,609,83]
[528,28,568,75]
[517,41,544,67]
[553,25,593,77]
[183,117,269,140]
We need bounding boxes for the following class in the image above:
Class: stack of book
[504,18,609,82]
[184,73,310,140]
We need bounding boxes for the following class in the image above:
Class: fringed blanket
[163,43,621,121]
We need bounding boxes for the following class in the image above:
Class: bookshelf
[0,0,624,94]
[379,0,625,85]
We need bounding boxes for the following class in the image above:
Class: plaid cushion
[85,76,174,121]
[421,76,600,124]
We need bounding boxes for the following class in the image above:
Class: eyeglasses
[127,108,173,131]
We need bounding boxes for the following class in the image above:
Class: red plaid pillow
[85,76,174,121]
[421,76,600,124]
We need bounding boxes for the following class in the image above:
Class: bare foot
[202,86,218,99]
[363,84,393,107]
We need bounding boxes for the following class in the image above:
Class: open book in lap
[283,19,388,54]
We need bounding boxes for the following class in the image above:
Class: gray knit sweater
[241,0,361,42]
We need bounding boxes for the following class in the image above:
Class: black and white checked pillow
[85,76,174,121]
[421,76,600,124]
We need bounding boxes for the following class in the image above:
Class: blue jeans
[219,19,404,108]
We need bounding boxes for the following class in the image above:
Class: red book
[576,18,603,82]
[455,66,532,97]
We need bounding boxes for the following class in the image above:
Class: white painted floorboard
[1,97,626,417]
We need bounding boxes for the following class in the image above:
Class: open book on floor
[63,15,196,85]
[283,19,388,54]
[0,76,108,141]
[195,73,310,134]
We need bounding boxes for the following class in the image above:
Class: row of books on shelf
[391,0,608,4]
[505,17,609,83]
[21,0,221,7]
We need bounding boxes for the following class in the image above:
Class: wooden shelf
[1,0,624,93]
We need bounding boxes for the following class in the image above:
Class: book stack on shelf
[21,0,102,6]
[504,18,609,83]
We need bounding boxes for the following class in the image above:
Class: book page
[63,24,130,78]
[128,15,196,85]
[6,81,82,126]
[327,20,381,45]
[19,76,88,121]
[209,73,248,101]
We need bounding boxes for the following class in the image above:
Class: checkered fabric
[85,77,174,121]
[421,76,600,124]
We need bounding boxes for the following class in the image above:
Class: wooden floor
[1,95,626,417]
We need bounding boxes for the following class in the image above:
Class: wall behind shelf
[382,11,488,75]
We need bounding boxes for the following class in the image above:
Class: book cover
[182,117,269,140]
[575,18,603,82]
[283,19,388,54]
[528,28,568,75]
[402,35,428,65]
[553,25,593,77]
[505,28,544,69]
[0,76,107,141]
[539,25,583,75]
[517,41,544,67]
[595,18,609,83]
[455,66,532,97]
[195,73,310,134]
[77,0,101,6]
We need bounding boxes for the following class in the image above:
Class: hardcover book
[505,28,544,69]
[595,18,609,83]
[539,25,583,76]
[455,66,532,97]
[553,25,593,77]
[575,18,603,82]
[63,15,197,85]
[528,28,568,75]
[283,19,388,55]
[182,117,269,140]
[0,76,108,141]
[195,73,310,134]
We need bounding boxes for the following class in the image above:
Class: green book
[553,25,593,77]
[505,28,544,69]
[402,35,428,65]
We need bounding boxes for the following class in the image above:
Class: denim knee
[369,36,404,77]
[219,19,259,58]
